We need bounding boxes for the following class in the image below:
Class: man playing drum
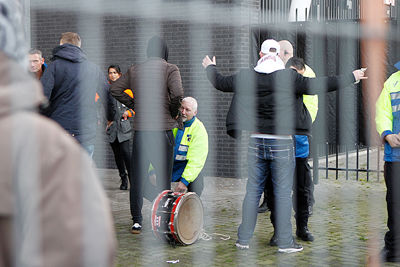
[149,97,208,196]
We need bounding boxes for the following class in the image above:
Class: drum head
[174,193,204,245]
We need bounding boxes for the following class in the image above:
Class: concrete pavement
[98,168,398,266]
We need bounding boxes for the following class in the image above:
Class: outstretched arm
[294,68,368,95]
[202,55,235,93]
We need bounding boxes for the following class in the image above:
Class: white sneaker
[278,241,303,253]
[235,241,249,250]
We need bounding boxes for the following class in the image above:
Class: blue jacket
[41,44,113,145]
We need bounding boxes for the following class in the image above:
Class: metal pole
[326,142,329,178]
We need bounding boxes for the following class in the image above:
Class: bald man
[148,97,208,196]
[278,40,294,65]
[171,97,208,195]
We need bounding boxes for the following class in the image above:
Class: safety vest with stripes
[171,117,208,185]
[376,71,400,162]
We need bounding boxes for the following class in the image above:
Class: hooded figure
[0,1,116,266]
[111,36,184,234]
[146,35,169,61]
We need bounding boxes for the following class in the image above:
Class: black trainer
[381,247,400,262]
[120,176,128,190]
[131,223,142,234]
[257,201,269,213]
[278,240,303,253]
[269,233,278,246]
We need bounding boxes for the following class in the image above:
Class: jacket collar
[183,116,196,127]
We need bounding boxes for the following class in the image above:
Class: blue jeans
[237,137,295,247]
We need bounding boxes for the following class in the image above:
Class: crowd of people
[2,0,400,265]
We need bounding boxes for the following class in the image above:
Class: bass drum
[151,190,204,245]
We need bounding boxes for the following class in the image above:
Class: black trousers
[265,157,313,228]
[384,162,400,259]
[130,130,175,224]
[187,172,204,197]
[110,139,131,179]
[292,157,313,226]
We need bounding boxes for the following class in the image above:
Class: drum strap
[198,230,230,241]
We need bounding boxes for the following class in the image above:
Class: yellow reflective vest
[172,117,208,185]
[376,70,400,162]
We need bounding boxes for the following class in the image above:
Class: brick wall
[30,0,260,178]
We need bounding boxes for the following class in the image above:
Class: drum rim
[172,192,204,245]
[151,191,204,245]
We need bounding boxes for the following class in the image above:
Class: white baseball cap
[260,39,280,55]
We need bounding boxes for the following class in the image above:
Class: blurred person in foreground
[0,1,116,266]
[376,60,400,263]
[111,36,184,234]
[106,64,134,190]
[202,39,367,253]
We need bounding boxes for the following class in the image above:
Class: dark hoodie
[40,44,113,145]
[146,36,169,61]
[111,38,184,131]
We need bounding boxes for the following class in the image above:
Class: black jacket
[206,66,355,138]
[41,44,113,144]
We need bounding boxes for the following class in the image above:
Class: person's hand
[106,121,113,131]
[385,134,400,148]
[149,173,157,186]
[353,68,368,83]
[202,55,216,69]
[122,111,129,120]
[174,181,188,193]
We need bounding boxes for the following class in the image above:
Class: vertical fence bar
[326,142,329,178]
[356,143,359,181]
[377,146,380,182]
[336,144,339,179]
[367,146,370,181]
[345,145,349,180]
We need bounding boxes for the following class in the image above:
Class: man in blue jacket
[376,60,400,262]
[41,32,113,157]
[148,97,208,197]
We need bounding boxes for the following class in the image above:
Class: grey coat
[106,97,133,143]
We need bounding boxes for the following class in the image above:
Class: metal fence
[259,0,394,182]
[260,0,397,23]
[313,144,383,182]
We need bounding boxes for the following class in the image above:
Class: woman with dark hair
[106,64,134,190]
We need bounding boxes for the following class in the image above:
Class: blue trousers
[237,137,295,247]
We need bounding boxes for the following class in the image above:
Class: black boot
[296,225,314,242]
[120,175,128,190]
[258,199,269,213]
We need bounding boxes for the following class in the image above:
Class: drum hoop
[172,192,203,245]
[151,190,171,239]
[169,193,185,242]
